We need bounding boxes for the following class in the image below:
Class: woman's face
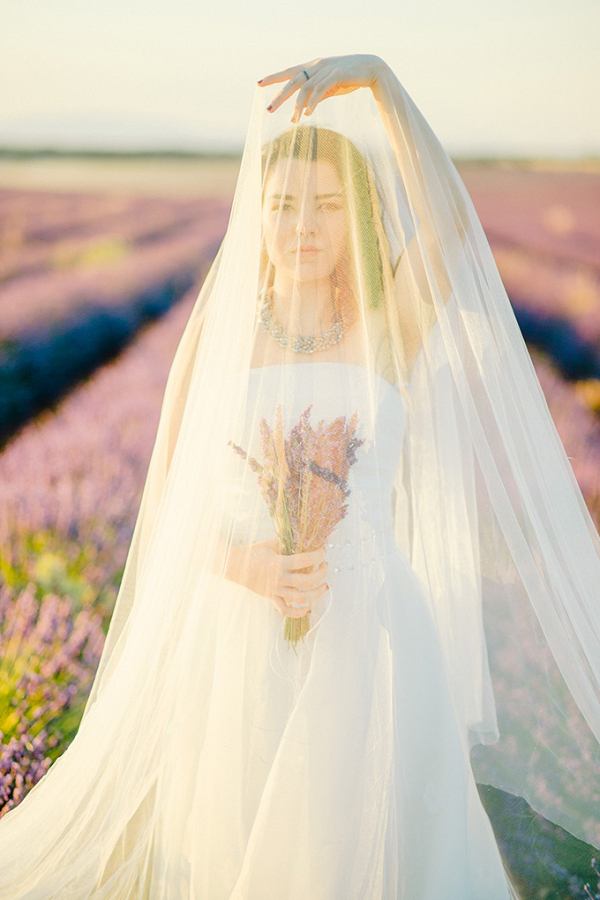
[261,157,348,285]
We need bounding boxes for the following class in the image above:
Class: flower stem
[284,611,311,652]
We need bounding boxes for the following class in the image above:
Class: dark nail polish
[267,104,272,111]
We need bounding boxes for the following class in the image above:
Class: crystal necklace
[258,287,356,355]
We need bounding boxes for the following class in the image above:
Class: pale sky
[0,0,598,157]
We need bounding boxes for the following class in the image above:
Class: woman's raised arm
[258,56,472,375]
[259,54,470,306]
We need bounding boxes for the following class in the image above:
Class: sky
[0,0,598,158]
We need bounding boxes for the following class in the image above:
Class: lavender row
[458,166,600,381]
[0,291,195,816]
[494,246,600,380]
[0,189,222,286]
[0,214,228,447]
[0,582,105,818]
[0,198,229,341]
[0,285,196,582]
[459,165,600,271]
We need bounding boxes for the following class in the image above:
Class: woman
[0,54,599,900]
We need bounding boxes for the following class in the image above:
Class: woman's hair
[260,125,393,310]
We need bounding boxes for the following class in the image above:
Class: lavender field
[459,163,600,379]
[0,185,231,446]
[1,158,600,897]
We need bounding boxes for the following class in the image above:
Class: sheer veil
[0,63,599,898]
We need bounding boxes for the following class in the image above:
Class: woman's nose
[295,208,318,235]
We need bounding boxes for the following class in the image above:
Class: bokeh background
[1,2,600,896]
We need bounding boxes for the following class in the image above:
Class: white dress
[147,361,512,900]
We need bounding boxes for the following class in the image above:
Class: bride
[0,53,599,900]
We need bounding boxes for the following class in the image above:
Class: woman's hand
[257,54,388,124]
[225,538,329,618]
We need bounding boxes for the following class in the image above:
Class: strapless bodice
[223,363,408,548]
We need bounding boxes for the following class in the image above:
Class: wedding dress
[176,360,511,900]
[1,60,599,900]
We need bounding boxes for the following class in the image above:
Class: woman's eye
[270,201,341,213]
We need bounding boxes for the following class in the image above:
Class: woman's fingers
[280,583,329,606]
[290,78,317,123]
[281,546,327,570]
[291,71,336,122]
[266,71,312,115]
[271,595,309,617]
[300,73,334,116]
[282,561,328,590]
[258,55,381,121]
[302,73,344,116]
[258,63,311,87]
[273,68,342,122]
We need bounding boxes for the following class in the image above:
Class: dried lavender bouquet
[230,404,364,650]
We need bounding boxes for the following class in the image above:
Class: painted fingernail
[267,104,272,111]
[257,78,263,84]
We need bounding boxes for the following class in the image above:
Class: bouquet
[230,405,364,650]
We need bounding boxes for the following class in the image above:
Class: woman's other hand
[257,54,388,124]
[225,538,329,618]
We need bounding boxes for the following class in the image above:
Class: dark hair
[260,125,391,310]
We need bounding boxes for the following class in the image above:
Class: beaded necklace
[258,287,356,354]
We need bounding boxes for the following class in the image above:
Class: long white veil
[0,65,598,899]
